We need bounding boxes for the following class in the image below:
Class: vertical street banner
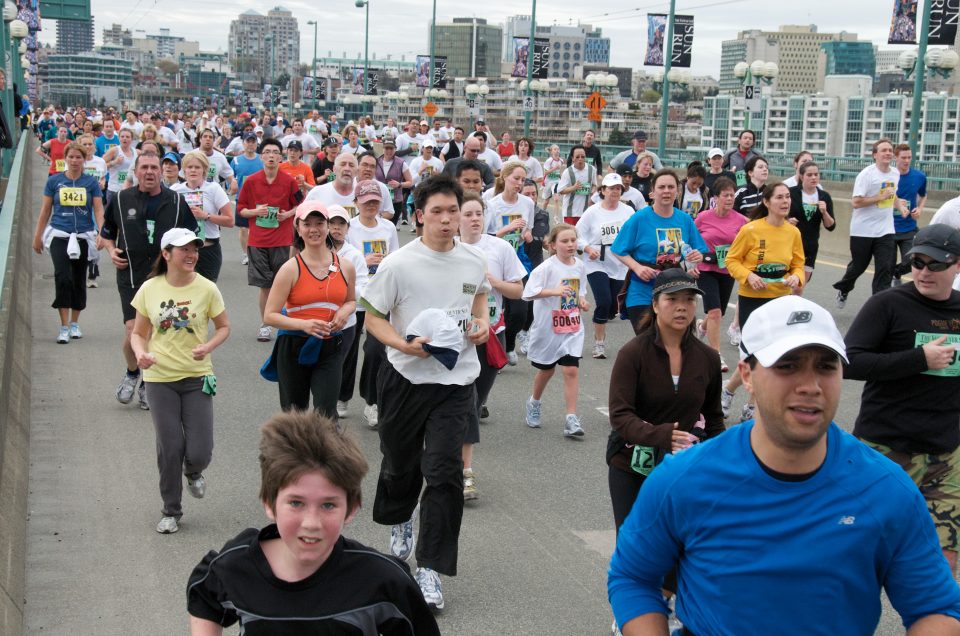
[928,0,960,45]
[301,76,313,100]
[366,68,380,95]
[888,0,918,44]
[644,14,667,66]
[416,55,448,88]
[671,15,694,68]
[351,68,365,94]
[512,37,550,79]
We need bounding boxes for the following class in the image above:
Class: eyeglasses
[910,256,953,272]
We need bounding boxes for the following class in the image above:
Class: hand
[229,181,238,195]
[387,180,400,189]
[910,207,922,220]
[365,252,384,267]
[578,297,591,312]
[671,423,697,453]
[191,344,210,361]
[634,265,657,282]
[137,351,157,370]
[923,335,957,370]
[817,200,827,214]
[277,209,295,221]
[111,247,129,269]
[32,235,43,254]
[301,319,331,338]
[401,336,432,358]
[684,249,703,264]
[466,317,489,345]
[509,218,527,233]
[189,205,204,220]
[95,235,105,251]
[522,229,533,244]
[898,199,910,218]
[783,274,801,289]
[585,246,600,260]
[747,273,766,290]
[879,186,896,201]
[555,284,575,297]
[787,217,799,226]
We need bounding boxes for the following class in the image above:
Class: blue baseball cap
[161,152,181,167]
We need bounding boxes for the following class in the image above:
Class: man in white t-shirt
[120,110,143,138]
[195,128,237,195]
[440,127,464,162]
[833,138,908,307]
[473,132,503,176]
[409,140,444,186]
[395,119,422,166]
[305,153,361,219]
[304,111,328,144]
[280,119,321,158]
[361,174,490,612]
[557,146,599,223]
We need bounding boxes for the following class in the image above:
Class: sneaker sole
[564,430,585,438]
[57,339,69,344]
[427,600,444,612]
[525,419,541,428]
[463,490,479,501]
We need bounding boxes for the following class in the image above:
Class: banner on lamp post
[415,56,448,89]
[928,0,959,45]
[511,37,550,79]
[888,0,918,44]
[671,15,694,68]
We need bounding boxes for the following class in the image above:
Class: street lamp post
[1,0,15,172]
[899,46,959,157]
[732,59,778,132]
[465,82,489,130]
[428,0,436,125]
[307,20,318,110]
[651,68,690,149]
[355,0,369,111]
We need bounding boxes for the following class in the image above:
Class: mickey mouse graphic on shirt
[157,299,195,335]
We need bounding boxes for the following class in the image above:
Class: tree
[156,59,179,77]
[608,126,631,146]
[298,63,311,77]
[273,72,290,89]
[640,88,661,103]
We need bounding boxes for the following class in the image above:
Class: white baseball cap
[422,139,437,149]
[601,173,624,188]
[739,296,847,366]
[708,148,724,159]
[160,228,203,249]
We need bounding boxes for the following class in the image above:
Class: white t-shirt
[409,156,444,185]
[680,187,704,217]
[83,156,107,182]
[280,133,320,154]
[522,255,587,364]
[507,155,544,181]
[120,120,143,137]
[337,241,368,329]
[171,181,231,240]
[360,238,490,385]
[305,182,360,219]
[931,197,960,230]
[477,148,503,172]
[199,150,234,184]
[380,125,400,140]
[543,157,565,185]
[576,202,633,278]
[360,125,377,143]
[557,164,597,218]
[395,133,420,165]
[461,234,527,328]
[850,164,899,238]
[346,216,400,279]
[485,193,535,251]
[155,125,179,151]
[224,136,244,157]
[591,187,645,210]
[305,118,328,142]
[341,143,365,156]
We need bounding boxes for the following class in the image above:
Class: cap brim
[166,238,204,248]
[906,245,956,263]
[356,194,382,205]
[653,281,703,297]
[748,335,849,366]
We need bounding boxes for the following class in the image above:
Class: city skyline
[38,1,922,78]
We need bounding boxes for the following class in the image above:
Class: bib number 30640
[551,308,581,334]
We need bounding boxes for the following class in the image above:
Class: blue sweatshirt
[608,422,960,635]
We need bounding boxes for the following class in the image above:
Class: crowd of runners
[29,102,960,634]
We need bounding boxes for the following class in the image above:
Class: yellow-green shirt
[131,275,226,382]
[725,218,805,299]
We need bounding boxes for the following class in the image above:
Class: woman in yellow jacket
[721,182,805,422]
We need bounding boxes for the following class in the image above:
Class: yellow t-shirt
[725,218,806,299]
[131,275,226,382]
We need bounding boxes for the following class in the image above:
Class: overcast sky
[39,1,910,78]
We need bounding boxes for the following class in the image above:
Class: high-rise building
[584,29,611,65]
[816,41,875,91]
[229,7,300,83]
[433,18,501,78]
[720,26,860,94]
[102,23,132,48]
[502,16,611,78]
[45,52,132,105]
[56,17,94,55]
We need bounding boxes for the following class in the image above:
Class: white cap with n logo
[739,296,848,367]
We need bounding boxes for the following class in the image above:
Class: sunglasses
[911,256,953,272]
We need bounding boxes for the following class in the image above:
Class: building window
[553,42,560,50]
[563,52,570,60]
[573,53,580,61]
[564,42,570,50]
[574,43,581,50]
[562,72,569,78]
[563,62,570,70]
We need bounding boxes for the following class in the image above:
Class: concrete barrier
[0,135,33,636]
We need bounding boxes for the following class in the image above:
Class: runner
[556,146,598,226]
[496,132,515,161]
[130,228,230,534]
[577,173,632,360]
[833,139,906,306]
[229,132,263,266]
[721,129,762,174]
[722,182,805,422]
[100,152,199,411]
[37,122,71,175]
[703,147,735,200]
[788,161,835,288]
[278,140,316,198]
[441,136,495,188]
[409,140,443,187]
[356,151,395,220]
[262,201,356,418]
[170,151,235,283]
[32,140,104,343]
[781,150,813,189]
[567,129,602,168]
[196,129,237,196]
[236,138,304,343]
[542,144,565,213]
[677,162,707,218]
[632,154,656,206]
[523,223,590,438]
[361,174,490,611]
[732,156,769,216]
[507,136,544,183]
[892,143,927,285]
[376,137,414,225]
[305,153,360,218]
[439,127,464,162]
[458,192,525,500]
[609,130,662,172]
[160,152,182,188]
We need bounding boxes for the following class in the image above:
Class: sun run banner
[928,0,960,45]
[415,55,448,89]
[645,14,694,67]
[511,37,550,79]
[889,0,918,44]
[366,68,380,95]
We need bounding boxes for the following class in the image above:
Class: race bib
[206,165,217,182]
[55,159,66,172]
[630,445,656,476]
[735,171,746,188]
[714,244,730,269]
[754,262,788,282]
[916,332,960,377]
[117,171,127,183]
[59,187,87,207]
[599,222,621,246]
[183,190,203,208]
[410,143,419,154]
[575,184,590,196]
[487,292,499,322]
[551,308,581,334]
[146,219,156,244]
[327,173,335,183]
[255,206,280,228]
[878,180,896,209]
[802,203,817,221]
[84,167,99,177]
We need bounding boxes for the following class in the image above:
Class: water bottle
[680,242,694,271]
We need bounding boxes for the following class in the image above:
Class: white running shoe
[507,351,518,366]
[156,516,179,534]
[463,468,479,501]
[186,473,206,499]
[740,403,755,423]
[525,397,542,428]
[564,414,585,438]
[116,373,138,404]
[592,341,606,359]
[727,322,741,347]
[69,322,83,339]
[257,325,272,342]
[337,400,349,418]
[390,505,417,561]
[517,330,529,355]
[57,326,70,344]
[241,254,249,265]
[364,403,379,429]
[720,355,729,373]
[721,388,734,420]
[416,567,444,611]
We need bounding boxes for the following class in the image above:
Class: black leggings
[276,334,344,418]
[49,236,88,311]
[503,296,528,353]
[359,330,386,407]
[339,312,365,402]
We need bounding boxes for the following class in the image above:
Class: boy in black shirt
[187,411,439,635]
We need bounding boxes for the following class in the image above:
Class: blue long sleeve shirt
[608,422,960,635]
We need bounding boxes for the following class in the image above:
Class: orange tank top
[285,252,349,334]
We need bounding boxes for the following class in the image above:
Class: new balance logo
[838,516,856,526]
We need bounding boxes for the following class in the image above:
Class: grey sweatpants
[144,378,213,519]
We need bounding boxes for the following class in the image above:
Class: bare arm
[189,615,223,636]
[906,615,960,635]
[362,311,430,358]
[621,614,668,636]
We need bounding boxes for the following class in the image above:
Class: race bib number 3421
[59,187,87,206]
